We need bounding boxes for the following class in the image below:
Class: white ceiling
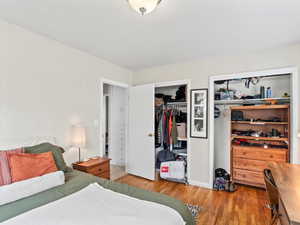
[0,0,299,70]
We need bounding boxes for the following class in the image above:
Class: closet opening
[101,82,128,180]
[212,72,294,189]
[155,84,189,184]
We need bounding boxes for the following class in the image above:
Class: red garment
[169,111,173,145]
[163,111,169,145]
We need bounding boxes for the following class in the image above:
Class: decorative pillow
[8,152,58,183]
[24,143,67,172]
[0,148,24,186]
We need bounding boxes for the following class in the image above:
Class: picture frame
[190,89,208,138]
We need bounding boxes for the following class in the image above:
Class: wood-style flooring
[110,165,126,181]
[117,175,270,225]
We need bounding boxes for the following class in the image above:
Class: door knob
[148,133,154,137]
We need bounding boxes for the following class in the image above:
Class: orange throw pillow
[8,152,58,183]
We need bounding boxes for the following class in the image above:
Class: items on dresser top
[73,157,111,180]
[232,128,284,138]
[232,139,288,149]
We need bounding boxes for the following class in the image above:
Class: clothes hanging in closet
[155,108,178,148]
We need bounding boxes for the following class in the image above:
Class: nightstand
[72,157,111,180]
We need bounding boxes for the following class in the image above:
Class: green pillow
[24,142,68,172]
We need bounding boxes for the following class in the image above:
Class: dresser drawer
[97,172,110,180]
[87,162,110,176]
[233,146,287,162]
[233,158,270,172]
[233,169,264,186]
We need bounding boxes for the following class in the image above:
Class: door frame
[102,94,110,157]
[155,79,192,183]
[208,66,299,188]
[99,78,129,168]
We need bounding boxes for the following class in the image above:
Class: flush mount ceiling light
[127,0,162,16]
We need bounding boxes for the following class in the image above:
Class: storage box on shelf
[230,104,290,188]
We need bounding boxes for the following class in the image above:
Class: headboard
[0,136,57,150]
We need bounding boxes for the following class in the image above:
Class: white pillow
[0,171,65,206]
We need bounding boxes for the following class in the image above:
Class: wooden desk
[269,162,300,225]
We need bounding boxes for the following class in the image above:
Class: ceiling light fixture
[127,0,162,16]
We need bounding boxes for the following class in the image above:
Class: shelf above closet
[177,137,187,141]
[166,102,187,105]
[215,97,290,106]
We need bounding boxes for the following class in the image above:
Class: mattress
[0,169,195,225]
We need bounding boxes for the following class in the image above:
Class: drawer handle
[99,168,103,172]
[242,152,247,155]
[269,155,274,158]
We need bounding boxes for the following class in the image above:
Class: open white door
[128,84,155,180]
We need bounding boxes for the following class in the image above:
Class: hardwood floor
[117,175,271,225]
[110,165,126,180]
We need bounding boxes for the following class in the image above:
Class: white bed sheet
[2,183,186,225]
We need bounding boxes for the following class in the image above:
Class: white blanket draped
[0,171,65,206]
[2,183,186,225]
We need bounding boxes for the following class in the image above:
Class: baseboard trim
[188,180,211,189]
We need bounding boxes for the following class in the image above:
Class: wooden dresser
[73,157,111,180]
[231,104,290,188]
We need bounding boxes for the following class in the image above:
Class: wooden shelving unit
[230,104,290,188]
[215,97,290,106]
[231,104,289,110]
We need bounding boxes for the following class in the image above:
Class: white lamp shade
[71,125,86,148]
[298,132,300,138]
[128,0,162,15]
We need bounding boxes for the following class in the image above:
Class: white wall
[0,20,132,165]
[108,85,127,166]
[214,108,231,172]
[133,43,300,186]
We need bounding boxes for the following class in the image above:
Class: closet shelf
[215,97,290,106]
[166,102,187,105]
[231,121,288,125]
[231,135,289,142]
[177,137,187,141]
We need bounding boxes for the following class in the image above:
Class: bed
[0,169,195,225]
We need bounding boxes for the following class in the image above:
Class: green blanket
[0,170,195,225]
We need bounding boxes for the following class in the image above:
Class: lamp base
[78,147,81,163]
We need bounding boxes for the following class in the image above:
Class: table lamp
[71,125,86,163]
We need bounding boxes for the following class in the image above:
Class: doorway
[127,80,191,183]
[101,80,129,180]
